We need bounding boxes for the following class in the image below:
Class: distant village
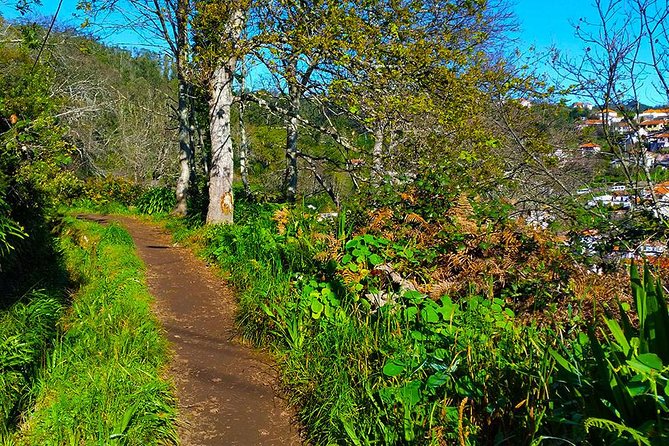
[526,100,669,266]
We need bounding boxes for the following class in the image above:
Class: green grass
[147,201,553,445]
[0,291,64,440]
[9,216,177,446]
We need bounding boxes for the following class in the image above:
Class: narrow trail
[85,215,302,446]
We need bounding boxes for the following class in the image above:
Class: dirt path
[85,215,302,446]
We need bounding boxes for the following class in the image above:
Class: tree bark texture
[206,62,236,224]
[372,125,384,184]
[174,81,195,215]
[239,69,251,196]
[285,84,300,203]
[173,0,195,216]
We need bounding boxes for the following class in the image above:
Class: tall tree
[554,0,669,220]
[79,0,197,215]
[194,0,248,224]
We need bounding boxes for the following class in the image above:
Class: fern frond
[405,212,427,227]
[584,418,651,446]
[368,208,393,231]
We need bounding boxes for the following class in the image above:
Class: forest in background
[1,0,669,444]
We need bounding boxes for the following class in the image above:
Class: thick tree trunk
[206,63,236,224]
[173,0,194,216]
[239,69,251,197]
[285,89,300,203]
[174,80,195,215]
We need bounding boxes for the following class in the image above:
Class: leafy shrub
[83,177,144,207]
[550,264,669,445]
[136,187,176,215]
[0,291,63,437]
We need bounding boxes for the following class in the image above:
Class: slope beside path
[85,215,302,446]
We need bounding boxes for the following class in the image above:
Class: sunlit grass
[11,217,177,445]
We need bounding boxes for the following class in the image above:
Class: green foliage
[550,264,669,445]
[0,23,82,292]
[0,196,26,258]
[0,291,63,438]
[174,200,560,445]
[136,187,176,215]
[83,177,144,207]
[11,217,178,445]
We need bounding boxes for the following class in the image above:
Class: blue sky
[3,0,666,104]
[513,0,586,52]
[6,0,589,50]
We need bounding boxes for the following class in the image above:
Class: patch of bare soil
[83,215,302,446]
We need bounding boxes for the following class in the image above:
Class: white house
[639,108,669,121]
[600,109,624,124]
[639,119,667,132]
[579,142,601,155]
[573,102,594,110]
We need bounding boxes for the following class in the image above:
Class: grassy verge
[0,290,64,440]
[146,201,552,444]
[9,216,177,445]
[85,196,668,444]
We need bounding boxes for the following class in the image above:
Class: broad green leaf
[400,380,422,407]
[628,353,663,373]
[368,253,383,266]
[383,359,406,377]
[605,318,631,356]
[421,305,439,323]
[310,299,324,315]
[426,372,448,390]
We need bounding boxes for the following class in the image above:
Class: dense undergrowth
[2,216,177,445]
[146,191,668,446]
[0,290,64,440]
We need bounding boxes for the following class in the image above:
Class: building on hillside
[600,108,624,124]
[519,98,532,108]
[613,122,633,134]
[639,119,668,133]
[579,142,601,155]
[573,102,594,110]
[639,108,669,121]
[580,118,604,129]
[654,153,669,167]
[649,132,669,151]
[653,181,669,198]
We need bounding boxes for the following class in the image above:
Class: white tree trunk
[206,62,236,224]
[173,0,194,216]
[174,81,194,215]
[285,80,300,202]
[239,68,251,196]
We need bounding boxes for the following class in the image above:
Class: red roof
[580,142,600,148]
[654,181,669,195]
[640,119,667,126]
[643,108,669,114]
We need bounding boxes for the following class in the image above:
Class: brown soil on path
[83,215,303,446]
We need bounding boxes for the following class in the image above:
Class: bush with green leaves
[83,177,144,207]
[182,200,560,445]
[550,264,669,445]
[0,291,63,438]
[136,187,176,215]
